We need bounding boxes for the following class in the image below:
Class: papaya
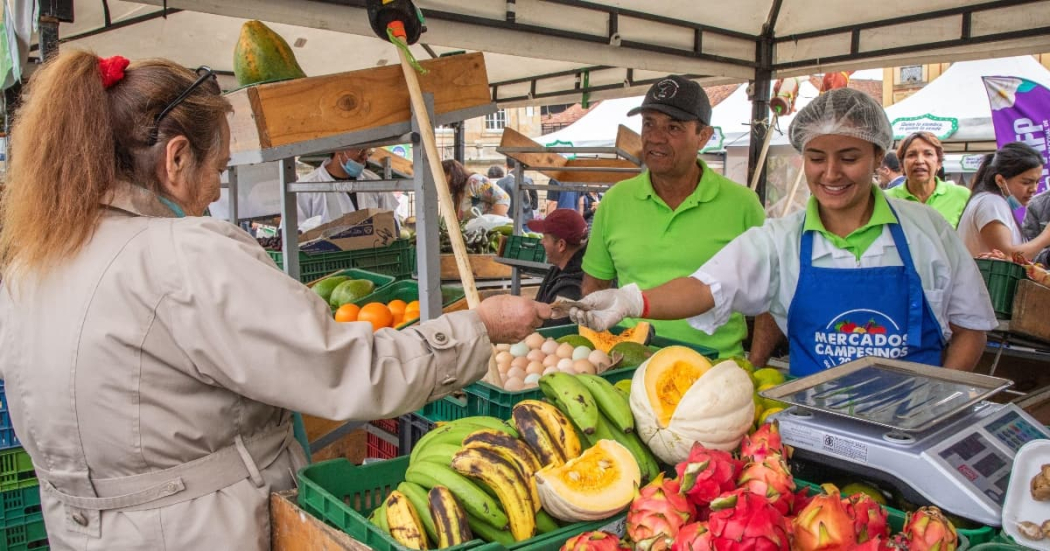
[577,322,652,354]
[233,20,307,87]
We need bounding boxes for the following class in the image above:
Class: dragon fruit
[676,443,744,509]
[671,522,713,551]
[792,486,855,551]
[736,455,796,515]
[561,531,630,551]
[902,506,959,551]
[739,421,787,461]
[627,473,697,551]
[793,487,815,514]
[850,535,895,551]
[843,493,890,544]
[702,489,790,551]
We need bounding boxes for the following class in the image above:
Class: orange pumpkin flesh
[641,347,713,427]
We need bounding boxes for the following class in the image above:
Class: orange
[358,302,394,332]
[406,300,420,311]
[387,299,407,317]
[403,302,421,323]
[334,303,361,323]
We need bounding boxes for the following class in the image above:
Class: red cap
[527,209,587,244]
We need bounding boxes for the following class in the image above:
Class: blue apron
[786,206,944,377]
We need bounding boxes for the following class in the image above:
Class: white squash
[629,355,755,464]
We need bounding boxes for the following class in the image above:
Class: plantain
[466,513,516,546]
[576,374,635,434]
[384,490,429,550]
[427,486,473,548]
[516,400,582,460]
[463,428,543,474]
[597,411,661,483]
[451,447,536,542]
[413,443,462,469]
[369,503,390,535]
[512,405,565,468]
[405,461,509,530]
[463,430,541,513]
[397,482,438,546]
[535,509,561,534]
[538,373,599,434]
[409,418,517,465]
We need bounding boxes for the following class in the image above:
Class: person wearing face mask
[885,132,971,228]
[957,142,1050,259]
[296,147,402,231]
[569,88,997,376]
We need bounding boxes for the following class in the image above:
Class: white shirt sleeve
[972,193,1015,233]
[933,211,1000,331]
[687,224,781,334]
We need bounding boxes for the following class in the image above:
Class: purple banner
[982,76,1050,223]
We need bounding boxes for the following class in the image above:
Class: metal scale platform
[761,357,1050,526]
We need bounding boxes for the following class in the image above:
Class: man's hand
[568,284,644,331]
[477,296,552,343]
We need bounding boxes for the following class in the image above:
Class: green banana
[535,509,560,534]
[409,418,514,464]
[451,447,536,542]
[463,430,541,513]
[516,400,582,460]
[538,373,599,434]
[397,482,438,545]
[512,405,564,468]
[600,412,661,483]
[405,461,509,530]
[580,409,618,448]
[384,490,429,550]
[453,416,520,438]
[412,443,462,469]
[576,374,634,434]
[467,513,516,546]
[369,503,390,534]
[427,486,473,548]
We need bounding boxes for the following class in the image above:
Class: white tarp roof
[44,0,1050,108]
[882,55,1050,143]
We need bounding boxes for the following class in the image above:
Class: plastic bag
[463,212,514,233]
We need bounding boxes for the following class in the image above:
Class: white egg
[542,354,559,367]
[572,346,592,361]
[526,349,546,363]
[524,373,541,384]
[557,358,575,371]
[511,356,530,370]
[495,343,511,352]
[540,339,559,355]
[526,361,545,375]
[556,342,575,359]
[503,377,525,391]
[507,367,526,381]
[524,332,546,350]
[588,349,611,370]
[495,351,513,366]
[509,342,531,358]
[573,359,597,375]
[542,366,559,375]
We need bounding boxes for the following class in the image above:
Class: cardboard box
[300,209,397,253]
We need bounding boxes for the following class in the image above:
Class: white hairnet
[788,88,893,153]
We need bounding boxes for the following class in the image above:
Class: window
[899,65,923,85]
[485,109,507,131]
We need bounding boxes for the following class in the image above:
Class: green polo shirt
[582,160,765,358]
[803,186,898,260]
[884,177,970,228]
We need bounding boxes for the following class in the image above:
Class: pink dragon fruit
[676,443,744,509]
[902,506,959,551]
[627,473,697,551]
[843,493,890,544]
[793,487,816,514]
[703,489,790,551]
[792,486,856,551]
[739,421,787,461]
[736,455,796,516]
[850,535,895,551]
[561,531,630,551]
[671,522,713,551]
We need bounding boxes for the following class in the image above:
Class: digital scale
[761,358,1050,527]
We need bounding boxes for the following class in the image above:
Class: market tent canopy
[46,0,1050,108]
[882,55,1050,146]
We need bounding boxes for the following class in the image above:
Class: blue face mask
[340,157,365,179]
[1007,194,1023,210]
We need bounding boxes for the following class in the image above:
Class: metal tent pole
[412,93,442,321]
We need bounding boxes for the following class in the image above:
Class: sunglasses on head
[147,66,218,146]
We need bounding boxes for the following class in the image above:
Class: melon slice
[641,346,713,427]
[535,439,641,522]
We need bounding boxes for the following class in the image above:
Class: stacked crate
[0,381,48,550]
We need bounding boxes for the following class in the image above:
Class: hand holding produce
[569,284,644,332]
[477,296,552,343]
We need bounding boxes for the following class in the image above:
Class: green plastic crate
[0,451,34,493]
[976,259,1026,319]
[795,480,996,546]
[0,486,40,528]
[311,268,396,290]
[297,456,626,551]
[355,280,465,310]
[419,324,719,423]
[268,239,416,283]
[0,516,47,551]
[502,236,546,263]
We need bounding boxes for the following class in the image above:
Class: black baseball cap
[627,75,712,125]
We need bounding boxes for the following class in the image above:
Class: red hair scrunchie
[98,55,130,89]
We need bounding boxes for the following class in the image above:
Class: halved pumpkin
[630,353,754,464]
[535,439,640,522]
[578,322,653,353]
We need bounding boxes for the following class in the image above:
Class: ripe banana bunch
[539,373,661,483]
[384,490,430,550]
[511,399,583,468]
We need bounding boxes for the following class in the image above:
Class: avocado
[312,276,349,304]
[555,335,594,350]
[609,342,652,368]
[328,279,376,308]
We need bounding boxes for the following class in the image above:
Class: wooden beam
[498,128,568,171]
[615,124,643,160]
[227,52,490,154]
[548,158,642,184]
[371,148,414,176]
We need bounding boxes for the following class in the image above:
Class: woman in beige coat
[0,52,550,550]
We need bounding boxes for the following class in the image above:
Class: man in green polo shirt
[581,75,766,358]
[886,132,970,228]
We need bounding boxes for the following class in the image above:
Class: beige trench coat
[0,182,491,550]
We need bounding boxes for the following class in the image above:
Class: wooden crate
[1011,279,1050,342]
[227,52,490,155]
[272,490,365,551]
[439,253,512,280]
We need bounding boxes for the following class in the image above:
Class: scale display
[937,433,1011,504]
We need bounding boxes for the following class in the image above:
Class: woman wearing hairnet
[571,88,997,376]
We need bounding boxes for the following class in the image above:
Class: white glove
[569,283,644,332]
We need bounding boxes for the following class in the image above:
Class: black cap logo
[653,79,680,101]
